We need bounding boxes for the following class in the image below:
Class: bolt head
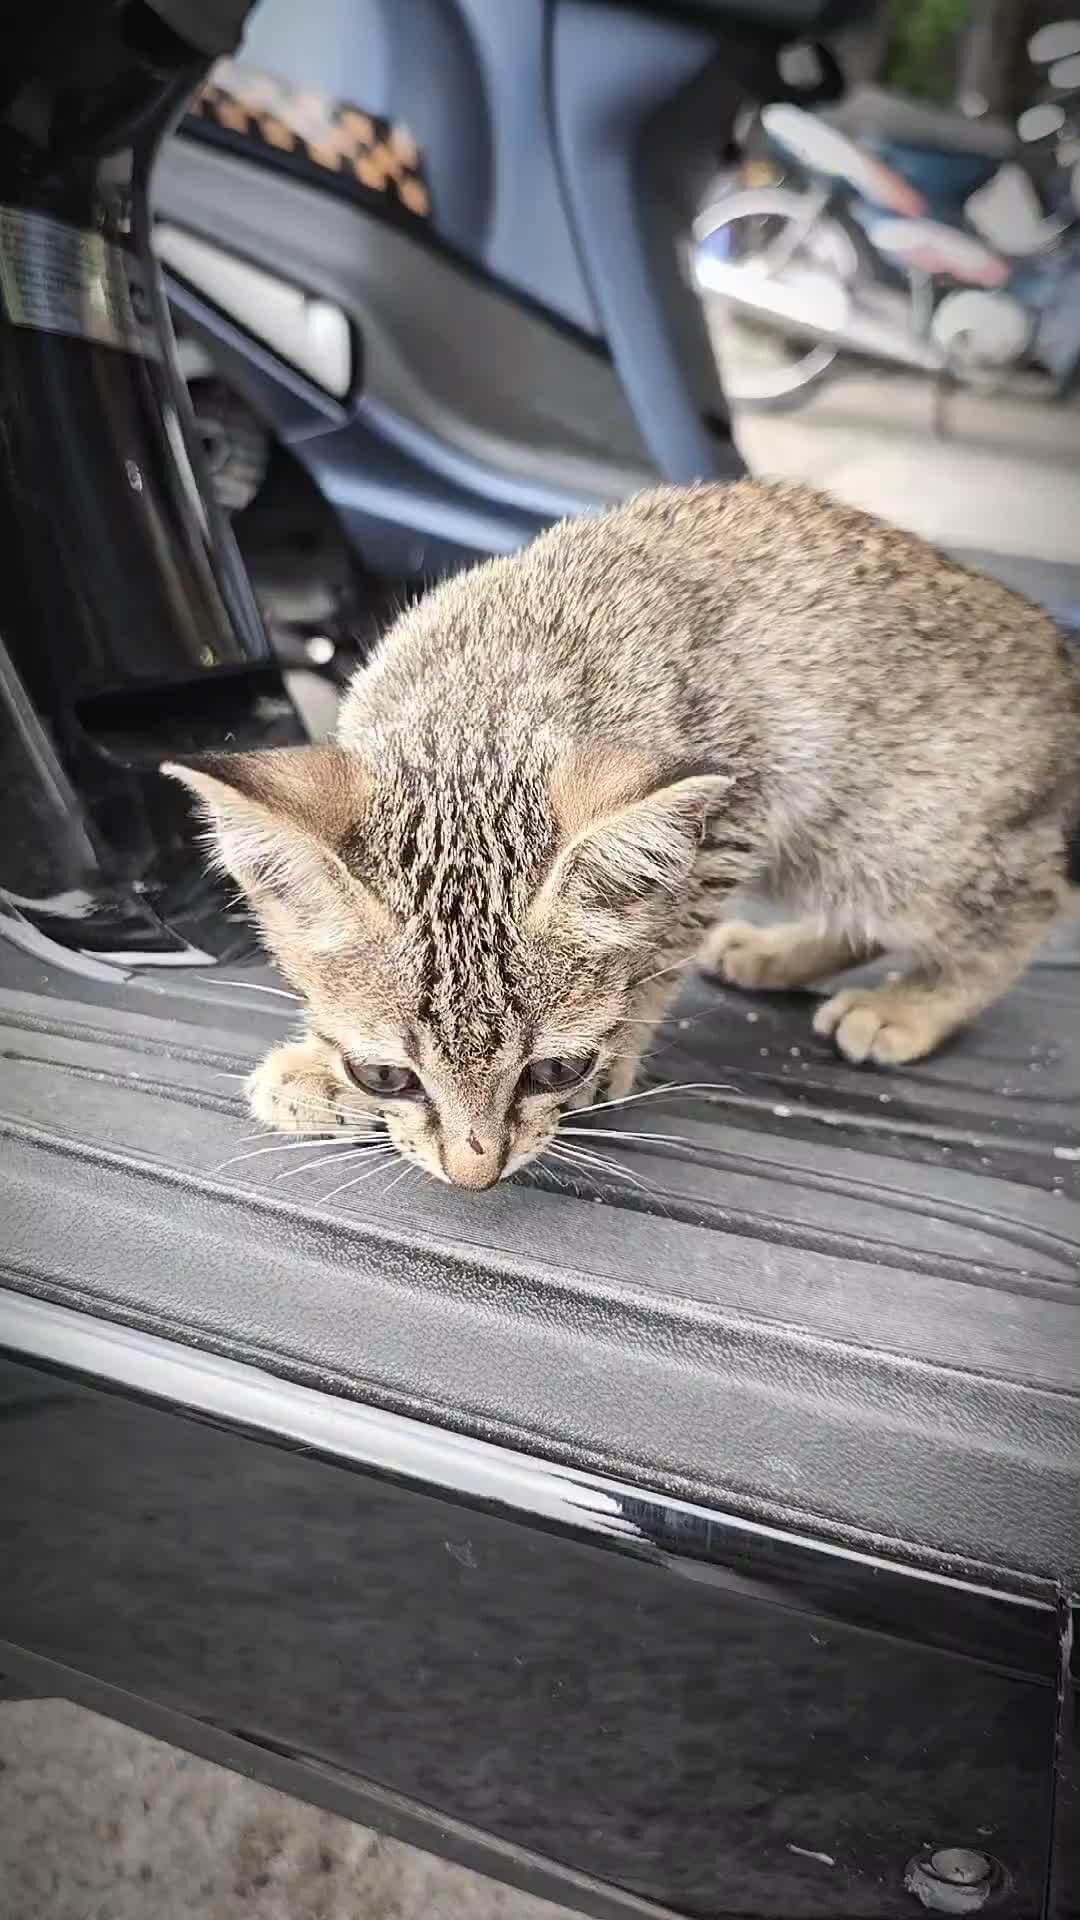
[906,1847,1000,1913]
[929,1851,992,1888]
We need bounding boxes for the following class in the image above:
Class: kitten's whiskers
[630,957,691,991]
[584,1078,735,1119]
[196,977,302,1003]
[375,1158,422,1202]
[274,1142,392,1181]
[319,1148,403,1205]
[548,1140,667,1211]
[562,1124,693,1149]
[213,1133,384,1172]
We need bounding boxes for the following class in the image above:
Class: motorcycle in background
[695,73,1080,412]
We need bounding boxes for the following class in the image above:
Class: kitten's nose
[442,1128,507,1190]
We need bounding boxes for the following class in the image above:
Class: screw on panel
[905,1847,1001,1914]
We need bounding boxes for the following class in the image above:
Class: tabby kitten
[167,481,1080,1190]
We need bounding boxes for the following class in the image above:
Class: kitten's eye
[523,1053,599,1095]
[343,1060,421,1098]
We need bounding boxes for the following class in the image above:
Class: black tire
[188,379,271,515]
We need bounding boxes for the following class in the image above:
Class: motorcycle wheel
[187,377,271,515]
[694,186,863,412]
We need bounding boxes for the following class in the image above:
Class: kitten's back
[340,481,1079,821]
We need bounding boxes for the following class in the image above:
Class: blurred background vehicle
[153,0,1080,702]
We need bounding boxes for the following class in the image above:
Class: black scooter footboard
[1,930,1077,1920]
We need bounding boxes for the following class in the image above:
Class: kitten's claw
[813,987,945,1066]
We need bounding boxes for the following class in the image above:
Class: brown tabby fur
[167,481,1080,1189]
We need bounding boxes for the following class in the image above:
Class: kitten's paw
[247,1040,353,1133]
[701,920,835,991]
[567,1057,638,1114]
[813,987,946,1066]
[596,1058,639,1104]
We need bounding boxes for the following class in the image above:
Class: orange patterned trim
[184,60,431,222]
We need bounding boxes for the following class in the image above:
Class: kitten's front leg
[248,1035,359,1134]
[586,1054,639,1106]
[590,974,687,1105]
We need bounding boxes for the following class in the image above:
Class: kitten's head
[166,744,728,1188]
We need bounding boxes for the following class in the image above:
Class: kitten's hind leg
[248,1036,360,1133]
[701,918,880,991]
[814,871,1064,1066]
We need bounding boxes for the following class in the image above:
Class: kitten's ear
[535,746,733,949]
[163,746,383,942]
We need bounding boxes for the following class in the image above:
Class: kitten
[166,481,1080,1190]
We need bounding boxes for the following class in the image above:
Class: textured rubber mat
[1,916,1077,1586]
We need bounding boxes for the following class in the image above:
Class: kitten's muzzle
[440,1127,509,1190]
